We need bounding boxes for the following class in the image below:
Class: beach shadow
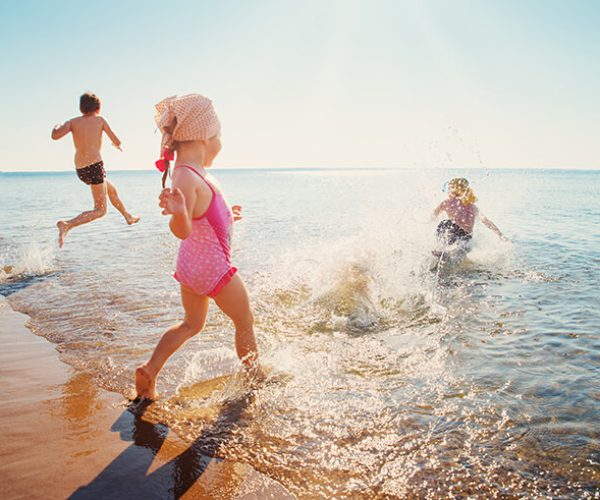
[69,392,253,500]
[0,271,58,297]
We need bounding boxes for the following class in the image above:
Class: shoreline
[0,296,293,499]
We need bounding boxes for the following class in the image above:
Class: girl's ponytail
[155,146,175,188]
[161,150,171,188]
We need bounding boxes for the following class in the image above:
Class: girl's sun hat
[154,94,221,174]
[155,94,221,153]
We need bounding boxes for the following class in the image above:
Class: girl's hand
[159,188,187,216]
[232,204,243,222]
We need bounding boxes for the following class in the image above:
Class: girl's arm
[159,172,198,240]
[51,120,71,140]
[480,213,507,240]
[433,200,447,218]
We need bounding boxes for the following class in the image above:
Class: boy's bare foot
[135,365,157,400]
[126,215,141,225]
[57,221,69,248]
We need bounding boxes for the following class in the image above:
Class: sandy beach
[0,297,293,499]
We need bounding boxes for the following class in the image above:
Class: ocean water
[1,167,599,497]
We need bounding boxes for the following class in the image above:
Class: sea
[1,167,599,497]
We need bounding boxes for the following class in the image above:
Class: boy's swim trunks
[76,161,106,185]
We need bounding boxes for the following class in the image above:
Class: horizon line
[1,165,600,174]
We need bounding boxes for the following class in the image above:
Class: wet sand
[0,298,293,499]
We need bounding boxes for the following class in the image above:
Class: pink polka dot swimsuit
[173,165,237,297]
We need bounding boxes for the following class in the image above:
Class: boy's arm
[51,120,71,140]
[101,118,122,149]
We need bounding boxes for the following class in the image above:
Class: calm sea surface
[1,167,599,497]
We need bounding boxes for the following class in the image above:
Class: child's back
[438,196,477,234]
[69,115,108,168]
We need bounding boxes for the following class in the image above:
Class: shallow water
[1,167,599,497]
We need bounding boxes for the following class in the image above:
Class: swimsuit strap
[173,165,215,195]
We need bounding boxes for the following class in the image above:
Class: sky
[0,0,598,171]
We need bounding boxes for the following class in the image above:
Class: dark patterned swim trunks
[436,219,472,245]
[76,161,106,185]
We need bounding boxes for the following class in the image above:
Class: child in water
[433,178,507,255]
[51,92,140,247]
[135,94,260,400]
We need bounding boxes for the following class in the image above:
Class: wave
[0,241,57,291]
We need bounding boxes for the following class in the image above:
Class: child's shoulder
[205,172,220,187]
[172,167,212,195]
[70,114,104,123]
[172,166,205,184]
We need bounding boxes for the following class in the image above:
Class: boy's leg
[213,274,259,368]
[136,286,209,399]
[106,180,140,225]
[56,183,108,248]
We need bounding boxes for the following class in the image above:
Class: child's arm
[433,200,447,218]
[480,213,508,240]
[158,171,198,240]
[101,118,122,150]
[51,120,71,140]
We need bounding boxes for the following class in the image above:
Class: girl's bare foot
[57,221,69,248]
[126,215,141,225]
[135,365,157,400]
[244,362,267,385]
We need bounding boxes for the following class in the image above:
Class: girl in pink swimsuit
[172,164,237,297]
[135,94,260,400]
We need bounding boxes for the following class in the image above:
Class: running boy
[51,92,139,247]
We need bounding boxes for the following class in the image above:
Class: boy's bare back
[52,113,121,168]
[71,115,106,168]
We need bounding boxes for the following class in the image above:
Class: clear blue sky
[0,0,598,171]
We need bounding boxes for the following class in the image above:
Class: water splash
[0,241,56,289]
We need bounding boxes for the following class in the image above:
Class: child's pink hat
[154,94,221,152]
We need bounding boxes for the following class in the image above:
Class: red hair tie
[155,148,174,172]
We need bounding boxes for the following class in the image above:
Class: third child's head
[80,92,101,115]
[447,178,477,205]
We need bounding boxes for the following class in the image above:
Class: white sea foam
[0,241,56,282]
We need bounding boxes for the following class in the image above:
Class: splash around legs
[135,277,262,401]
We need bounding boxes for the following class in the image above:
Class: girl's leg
[56,183,108,248]
[106,179,140,225]
[213,273,259,368]
[136,286,209,399]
